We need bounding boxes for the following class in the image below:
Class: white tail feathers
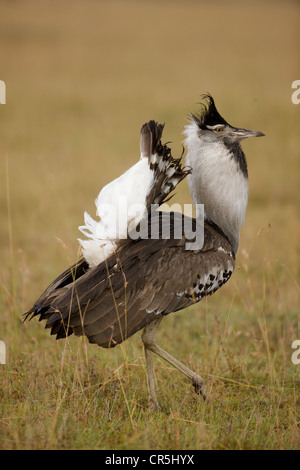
[78,158,153,268]
[78,121,188,268]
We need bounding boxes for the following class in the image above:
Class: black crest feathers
[192,94,229,129]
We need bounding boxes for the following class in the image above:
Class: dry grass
[0,0,299,450]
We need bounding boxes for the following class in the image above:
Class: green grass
[0,0,299,450]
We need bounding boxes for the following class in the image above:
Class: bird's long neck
[184,121,248,255]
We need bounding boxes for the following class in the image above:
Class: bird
[24,95,264,409]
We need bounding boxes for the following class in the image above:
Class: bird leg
[143,345,161,411]
[142,317,206,409]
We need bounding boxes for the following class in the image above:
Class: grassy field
[0,0,299,450]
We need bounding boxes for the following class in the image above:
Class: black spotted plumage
[24,212,234,348]
[141,121,190,210]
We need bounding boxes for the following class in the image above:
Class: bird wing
[78,121,190,268]
[25,213,235,348]
[24,121,234,347]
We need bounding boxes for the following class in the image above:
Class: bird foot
[148,395,161,412]
[192,377,207,401]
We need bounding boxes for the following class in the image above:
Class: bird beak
[230,127,265,140]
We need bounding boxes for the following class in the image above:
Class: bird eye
[215,127,223,133]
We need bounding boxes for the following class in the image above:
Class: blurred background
[0,0,299,449]
[0,0,299,279]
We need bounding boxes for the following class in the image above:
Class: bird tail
[140,120,191,210]
[23,257,89,338]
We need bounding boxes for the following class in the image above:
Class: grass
[0,0,299,450]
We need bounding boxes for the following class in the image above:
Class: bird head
[191,94,264,144]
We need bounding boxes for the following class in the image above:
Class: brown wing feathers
[24,121,234,349]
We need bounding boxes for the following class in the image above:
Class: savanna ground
[0,0,299,450]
